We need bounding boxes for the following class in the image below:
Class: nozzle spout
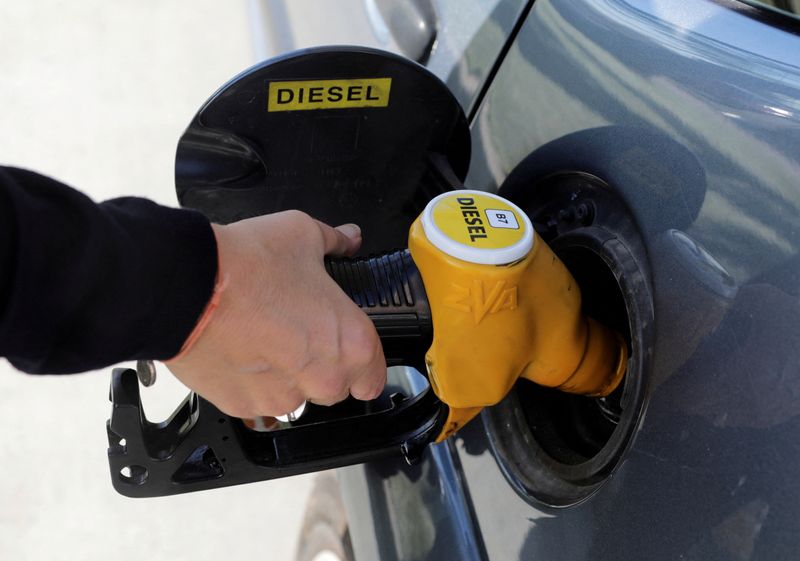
[525,316,628,397]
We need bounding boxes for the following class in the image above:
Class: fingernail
[336,223,361,239]
[370,383,385,400]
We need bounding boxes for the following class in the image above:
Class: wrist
[167,224,229,362]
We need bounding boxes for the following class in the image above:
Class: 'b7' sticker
[485,209,519,229]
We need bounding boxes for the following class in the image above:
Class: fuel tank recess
[488,170,655,507]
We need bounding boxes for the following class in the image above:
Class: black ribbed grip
[325,250,432,368]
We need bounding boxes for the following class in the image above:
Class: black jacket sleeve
[0,166,217,374]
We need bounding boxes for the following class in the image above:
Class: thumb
[315,220,362,257]
[335,223,361,243]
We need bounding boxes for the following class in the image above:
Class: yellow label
[267,78,392,112]
[432,193,526,249]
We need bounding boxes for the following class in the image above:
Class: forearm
[0,178,16,321]
[0,166,217,373]
[0,167,386,415]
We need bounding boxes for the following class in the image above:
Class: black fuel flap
[175,46,470,253]
[107,47,470,497]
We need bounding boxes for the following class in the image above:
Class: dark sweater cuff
[0,166,218,373]
[130,204,218,360]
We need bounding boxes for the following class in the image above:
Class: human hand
[166,211,387,418]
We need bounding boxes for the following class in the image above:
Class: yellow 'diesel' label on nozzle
[410,190,627,442]
[432,193,526,250]
[422,191,533,266]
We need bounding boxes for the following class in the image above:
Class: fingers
[315,220,362,257]
[312,219,385,401]
[341,316,388,401]
[315,222,385,401]
[348,352,388,401]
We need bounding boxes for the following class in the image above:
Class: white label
[485,209,519,229]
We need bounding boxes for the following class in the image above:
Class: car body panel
[339,442,487,561]
[460,0,800,559]
[338,368,487,561]
[249,1,800,559]
[247,0,529,113]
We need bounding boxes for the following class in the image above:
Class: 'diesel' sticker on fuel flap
[421,191,534,265]
[267,78,392,112]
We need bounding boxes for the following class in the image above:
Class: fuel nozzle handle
[325,250,432,369]
[408,190,628,441]
[328,190,627,442]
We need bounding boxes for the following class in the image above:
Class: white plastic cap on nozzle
[420,190,534,265]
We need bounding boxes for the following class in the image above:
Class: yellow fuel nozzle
[409,190,628,442]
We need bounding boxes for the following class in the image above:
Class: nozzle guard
[409,191,627,440]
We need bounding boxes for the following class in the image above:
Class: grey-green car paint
[252,1,800,559]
